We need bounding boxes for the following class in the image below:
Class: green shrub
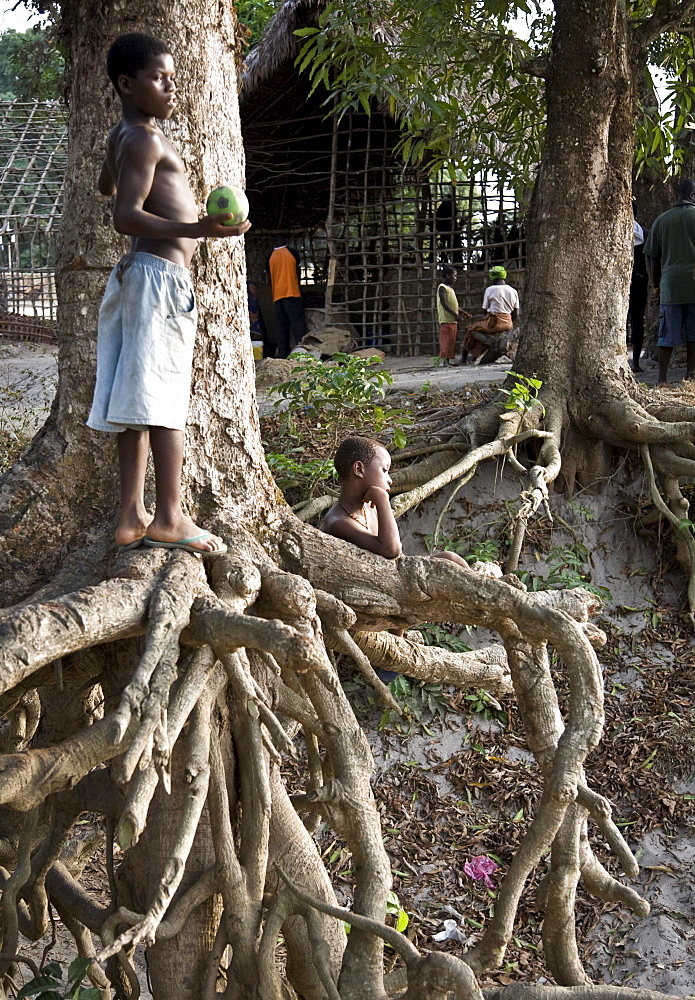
[269,352,411,449]
[16,958,100,1000]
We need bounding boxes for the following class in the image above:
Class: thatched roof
[239,0,400,233]
[241,0,326,98]
[241,0,396,98]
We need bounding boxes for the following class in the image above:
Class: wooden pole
[324,101,340,328]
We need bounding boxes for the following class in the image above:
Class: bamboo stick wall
[244,110,526,356]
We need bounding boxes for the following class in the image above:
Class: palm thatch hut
[239,0,526,355]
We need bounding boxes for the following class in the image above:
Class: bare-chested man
[88,32,250,555]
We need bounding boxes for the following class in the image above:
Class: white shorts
[87,252,197,433]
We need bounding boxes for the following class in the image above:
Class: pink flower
[464,855,498,889]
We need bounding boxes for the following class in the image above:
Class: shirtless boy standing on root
[88,33,250,555]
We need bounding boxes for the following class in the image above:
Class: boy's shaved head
[107,33,172,94]
[334,436,383,479]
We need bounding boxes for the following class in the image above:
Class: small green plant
[342,889,408,937]
[499,372,544,416]
[269,352,411,448]
[420,528,468,556]
[420,531,502,565]
[379,676,456,729]
[566,500,597,522]
[386,889,409,933]
[464,689,508,726]
[16,958,101,1000]
[417,622,470,653]
[519,543,611,601]
[465,539,501,563]
[266,453,337,499]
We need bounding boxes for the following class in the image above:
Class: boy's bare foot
[657,381,668,388]
[146,515,226,553]
[115,514,153,548]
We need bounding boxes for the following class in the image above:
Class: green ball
[206,185,249,225]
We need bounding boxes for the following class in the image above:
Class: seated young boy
[321,436,472,681]
[321,436,469,569]
[87,33,250,555]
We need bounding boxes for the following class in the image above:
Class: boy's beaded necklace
[337,500,369,529]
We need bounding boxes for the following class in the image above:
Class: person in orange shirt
[266,234,306,357]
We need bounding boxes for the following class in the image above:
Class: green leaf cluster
[464,688,507,724]
[294,0,695,183]
[0,27,64,101]
[518,543,612,601]
[379,675,457,729]
[17,958,100,1000]
[270,352,411,446]
[499,371,544,416]
[236,0,280,49]
[265,452,337,495]
[416,621,471,653]
[295,0,548,184]
[386,889,409,933]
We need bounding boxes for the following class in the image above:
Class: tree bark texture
[519,0,635,392]
[0,0,277,609]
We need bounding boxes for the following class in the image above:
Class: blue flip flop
[117,537,145,552]
[143,532,227,557]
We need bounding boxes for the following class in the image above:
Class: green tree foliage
[236,0,280,49]
[296,0,695,184]
[0,27,64,101]
[296,0,547,187]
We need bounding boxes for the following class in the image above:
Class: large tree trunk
[0,0,275,608]
[521,0,635,369]
[517,0,636,488]
[455,0,695,601]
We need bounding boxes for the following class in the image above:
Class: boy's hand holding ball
[205,185,251,236]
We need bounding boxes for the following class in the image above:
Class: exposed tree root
[3,374,695,997]
[482,988,695,1000]
[348,629,512,695]
[278,869,484,1000]
[641,443,695,622]
[0,502,668,999]
[390,428,553,518]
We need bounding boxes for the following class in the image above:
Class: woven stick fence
[0,100,67,341]
[244,109,526,356]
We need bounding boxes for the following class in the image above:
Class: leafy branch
[16,958,100,1000]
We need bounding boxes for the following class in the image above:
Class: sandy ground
[396,463,695,993]
[3,339,695,993]
[0,341,58,437]
[1,340,689,430]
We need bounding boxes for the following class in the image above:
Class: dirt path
[2,341,688,431]
[0,342,58,437]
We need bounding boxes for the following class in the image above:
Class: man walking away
[645,178,695,387]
